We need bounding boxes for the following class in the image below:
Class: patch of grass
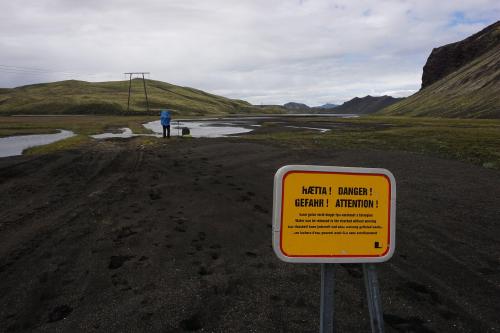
[24,135,90,155]
[246,116,500,169]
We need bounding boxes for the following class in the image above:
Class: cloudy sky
[1,1,499,105]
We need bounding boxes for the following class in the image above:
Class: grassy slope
[0,79,279,116]
[380,46,500,118]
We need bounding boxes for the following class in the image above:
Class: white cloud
[0,0,498,105]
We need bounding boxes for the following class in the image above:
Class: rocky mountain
[332,95,403,114]
[422,21,500,89]
[381,21,500,118]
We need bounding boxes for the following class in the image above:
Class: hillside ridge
[0,79,280,116]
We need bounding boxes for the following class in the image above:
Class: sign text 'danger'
[272,165,396,263]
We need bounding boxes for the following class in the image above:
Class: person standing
[160,110,171,138]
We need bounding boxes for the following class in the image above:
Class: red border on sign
[280,170,391,258]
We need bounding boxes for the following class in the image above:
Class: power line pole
[142,73,149,111]
[127,73,132,111]
[124,72,150,112]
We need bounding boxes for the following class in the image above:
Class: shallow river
[0,130,75,158]
[0,114,356,158]
[0,121,253,157]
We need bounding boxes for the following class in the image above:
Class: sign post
[364,263,384,333]
[272,165,396,332]
[320,264,335,333]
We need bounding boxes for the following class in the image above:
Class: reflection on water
[0,130,75,158]
[143,120,253,138]
[88,121,254,140]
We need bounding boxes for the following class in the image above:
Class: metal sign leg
[320,263,335,333]
[363,263,385,333]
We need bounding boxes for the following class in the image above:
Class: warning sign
[272,165,396,263]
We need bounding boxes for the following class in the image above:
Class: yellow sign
[272,165,396,263]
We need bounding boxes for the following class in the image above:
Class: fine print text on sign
[272,165,396,263]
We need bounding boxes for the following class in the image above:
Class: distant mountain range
[381,20,500,118]
[282,102,339,113]
[331,95,403,114]
[282,98,401,114]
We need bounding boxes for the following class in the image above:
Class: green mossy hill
[0,79,276,116]
[380,21,500,119]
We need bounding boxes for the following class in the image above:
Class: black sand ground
[0,134,499,332]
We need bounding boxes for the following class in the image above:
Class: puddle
[90,128,138,139]
[278,113,359,118]
[285,126,330,133]
[0,130,75,158]
[143,120,253,138]
[206,114,359,120]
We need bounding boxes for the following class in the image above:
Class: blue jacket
[160,110,171,126]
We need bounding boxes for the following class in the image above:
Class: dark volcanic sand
[0,137,499,332]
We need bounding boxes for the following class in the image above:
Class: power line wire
[0,64,104,77]
[0,68,71,76]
